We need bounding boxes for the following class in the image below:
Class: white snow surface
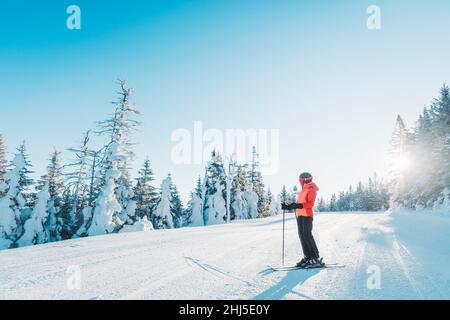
[0,211,449,300]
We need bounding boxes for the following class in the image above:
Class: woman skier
[282,172,324,268]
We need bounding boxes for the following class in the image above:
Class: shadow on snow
[254,267,320,300]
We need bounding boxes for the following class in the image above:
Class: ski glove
[281,203,303,210]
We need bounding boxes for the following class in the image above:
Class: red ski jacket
[296,182,319,217]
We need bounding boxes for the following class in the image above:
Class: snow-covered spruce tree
[63,131,95,239]
[203,151,227,225]
[152,175,174,229]
[328,193,338,212]
[186,192,204,227]
[16,142,34,207]
[170,182,184,228]
[185,177,204,226]
[243,180,258,219]
[87,143,122,235]
[316,197,326,212]
[230,164,248,220]
[248,147,267,218]
[0,144,34,249]
[279,185,289,204]
[115,168,137,225]
[133,159,158,220]
[429,85,450,208]
[39,149,65,242]
[88,80,140,235]
[185,178,203,226]
[16,182,50,247]
[0,134,7,185]
[265,189,280,216]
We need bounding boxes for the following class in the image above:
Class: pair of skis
[268,263,345,271]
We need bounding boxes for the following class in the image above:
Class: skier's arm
[303,188,317,209]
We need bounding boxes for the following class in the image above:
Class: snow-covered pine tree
[186,192,204,227]
[152,175,174,229]
[230,164,248,220]
[224,157,237,223]
[64,132,93,239]
[0,144,34,249]
[316,197,326,212]
[429,85,450,208]
[133,159,158,220]
[410,107,436,208]
[16,182,50,247]
[0,134,7,185]
[116,168,137,225]
[203,150,227,225]
[16,142,34,208]
[243,180,258,219]
[279,185,289,205]
[170,182,184,228]
[184,176,204,226]
[328,193,338,212]
[88,80,140,235]
[264,189,280,217]
[248,147,267,218]
[41,149,65,242]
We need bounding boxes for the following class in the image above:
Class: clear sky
[1,0,450,202]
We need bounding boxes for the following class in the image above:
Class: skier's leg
[305,217,320,259]
[296,215,309,258]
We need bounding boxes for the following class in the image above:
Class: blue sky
[1,0,450,201]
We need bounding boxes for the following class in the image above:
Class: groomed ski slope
[1,212,449,300]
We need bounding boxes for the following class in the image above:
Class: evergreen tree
[170,182,184,228]
[203,151,227,225]
[152,175,174,229]
[42,149,65,242]
[0,145,34,248]
[230,164,248,220]
[316,197,326,212]
[279,185,289,205]
[0,134,7,184]
[133,159,158,220]
[248,147,267,217]
[329,193,338,212]
[16,182,50,247]
[89,80,140,235]
[64,132,92,238]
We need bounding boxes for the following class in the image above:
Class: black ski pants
[296,215,320,259]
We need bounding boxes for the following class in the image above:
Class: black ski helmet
[299,172,313,183]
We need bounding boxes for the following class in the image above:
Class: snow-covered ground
[1,212,449,300]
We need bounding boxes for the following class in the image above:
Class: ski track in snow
[0,212,449,300]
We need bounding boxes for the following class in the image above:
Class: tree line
[0,80,281,250]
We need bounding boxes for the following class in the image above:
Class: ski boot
[295,257,308,268]
[304,257,325,268]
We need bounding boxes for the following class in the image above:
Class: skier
[282,172,323,268]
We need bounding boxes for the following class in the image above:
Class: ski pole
[282,209,286,266]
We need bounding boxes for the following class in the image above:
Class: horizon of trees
[0,80,281,250]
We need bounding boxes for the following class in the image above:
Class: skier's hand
[293,203,304,209]
[281,203,291,210]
